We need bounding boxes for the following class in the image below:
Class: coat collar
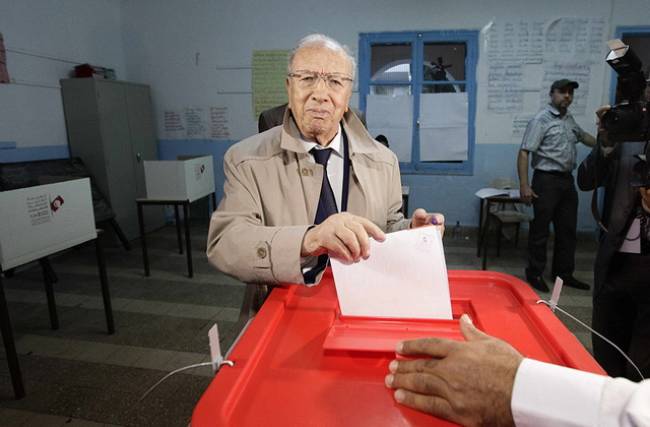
[280,108,379,156]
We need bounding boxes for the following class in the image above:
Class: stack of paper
[475,187,520,199]
[330,227,452,319]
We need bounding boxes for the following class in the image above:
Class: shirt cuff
[300,256,321,287]
[511,358,607,427]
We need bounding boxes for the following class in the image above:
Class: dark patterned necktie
[311,147,338,223]
[304,147,338,283]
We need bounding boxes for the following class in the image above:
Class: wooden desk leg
[95,237,114,335]
[477,199,485,257]
[137,203,150,277]
[0,273,25,399]
[174,204,183,255]
[39,258,59,330]
[183,202,193,278]
[481,212,491,270]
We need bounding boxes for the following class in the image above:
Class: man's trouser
[593,252,650,381]
[526,169,578,278]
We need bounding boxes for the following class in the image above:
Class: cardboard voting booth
[143,156,214,202]
[0,178,96,270]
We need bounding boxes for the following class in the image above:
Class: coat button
[257,247,267,259]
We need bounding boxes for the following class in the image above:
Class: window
[359,31,478,174]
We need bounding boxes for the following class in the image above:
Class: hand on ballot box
[385,314,522,427]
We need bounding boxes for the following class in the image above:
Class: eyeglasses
[288,70,353,92]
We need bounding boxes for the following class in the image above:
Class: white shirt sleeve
[511,358,650,427]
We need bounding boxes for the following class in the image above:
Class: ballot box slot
[322,299,477,353]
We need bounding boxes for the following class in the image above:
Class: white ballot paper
[330,227,452,319]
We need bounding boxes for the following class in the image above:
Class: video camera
[603,39,650,187]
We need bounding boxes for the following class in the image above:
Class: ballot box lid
[191,270,604,427]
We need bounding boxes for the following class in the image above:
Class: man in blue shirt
[518,79,596,292]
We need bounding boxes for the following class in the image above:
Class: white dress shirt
[299,125,344,211]
[299,126,344,283]
[512,358,650,426]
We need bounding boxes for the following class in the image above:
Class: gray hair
[288,34,356,79]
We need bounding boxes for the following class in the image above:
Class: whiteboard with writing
[0,178,96,270]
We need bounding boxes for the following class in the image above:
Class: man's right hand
[300,212,386,263]
[385,315,523,427]
[520,184,538,204]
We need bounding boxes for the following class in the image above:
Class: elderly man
[207,34,442,297]
[385,315,650,426]
[518,79,596,292]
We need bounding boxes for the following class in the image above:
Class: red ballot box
[191,270,604,426]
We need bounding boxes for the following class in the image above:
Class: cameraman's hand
[520,184,538,204]
[595,104,611,122]
[595,105,616,148]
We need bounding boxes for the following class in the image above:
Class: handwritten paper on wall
[252,50,289,119]
[185,107,206,139]
[163,111,185,139]
[486,20,545,65]
[483,16,607,142]
[487,63,524,114]
[512,114,535,138]
[419,93,468,161]
[209,107,230,139]
[366,94,413,162]
[545,17,606,60]
[162,106,230,140]
[330,227,452,320]
[539,62,592,115]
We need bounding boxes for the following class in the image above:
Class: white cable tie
[536,299,645,381]
[549,277,564,312]
[139,362,213,402]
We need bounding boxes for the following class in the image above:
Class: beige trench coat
[206,110,409,285]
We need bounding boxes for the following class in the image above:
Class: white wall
[0,0,125,150]
[120,0,648,141]
[3,0,650,229]
[118,0,650,231]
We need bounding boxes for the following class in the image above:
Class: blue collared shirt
[520,104,585,172]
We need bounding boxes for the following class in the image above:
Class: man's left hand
[410,208,445,236]
[385,315,523,427]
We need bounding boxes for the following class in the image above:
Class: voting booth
[0,178,97,270]
[192,268,605,426]
[143,156,214,202]
[0,178,114,399]
[138,155,216,278]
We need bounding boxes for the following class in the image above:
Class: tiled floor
[0,222,599,426]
